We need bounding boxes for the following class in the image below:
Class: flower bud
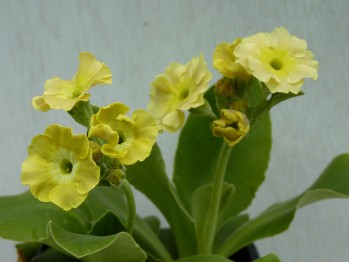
[108,169,125,187]
[89,140,103,164]
[215,78,234,97]
[212,109,250,147]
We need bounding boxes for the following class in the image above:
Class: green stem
[121,179,136,234]
[198,143,232,254]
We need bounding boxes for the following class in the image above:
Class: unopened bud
[108,169,125,187]
[215,78,234,97]
[212,109,250,147]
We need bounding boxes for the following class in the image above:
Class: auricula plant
[0,27,347,262]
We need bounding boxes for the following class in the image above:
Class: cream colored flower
[147,54,212,132]
[21,125,100,211]
[32,52,112,111]
[212,109,250,147]
[212,39,249,78]
[88,102,158,165]
[234,27,318,94]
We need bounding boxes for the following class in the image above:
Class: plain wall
[0,1,348,261]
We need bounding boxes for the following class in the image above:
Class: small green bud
[108,169,125,187]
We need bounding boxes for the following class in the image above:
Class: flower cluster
[21,27,318,211]
[23,52,213,210]
[213,27,318,94]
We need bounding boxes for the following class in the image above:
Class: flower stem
[198,143,232,254]
[121,179,136,234]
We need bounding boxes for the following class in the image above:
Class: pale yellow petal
[95,102,130,125]
[27,135,56,161]
[88,123,120,146]
[32,96,50,112]
[43,95,90,111]
[119,139,153,165]
[49,183,87,211]
[74,156,100,194]
[43,77,76,96]
[74,52,112,91]
[161,110,185,132]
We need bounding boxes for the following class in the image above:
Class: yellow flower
[234,27,318,94]
[212,39,249,78]
[21,125,100,211]
[88,102,158,165]
[32,52,112,111]
[212,109,250,147]
[147,54,212,132]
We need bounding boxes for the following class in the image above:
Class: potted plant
[0,27,348,262]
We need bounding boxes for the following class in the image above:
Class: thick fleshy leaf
[215,154,349,257]
[0,191,88,242]
[41,222,146,262]
[88,211,125,236]
[214,214,250,250]
[173,87,272,220]
[127,144,197,257]
[85,186,173,262]
[175,254,231,262]
[269,91,304,108]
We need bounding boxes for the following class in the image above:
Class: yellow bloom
[212,39,249,78]
[88,102,158,165]
[147,54,212,132]
[21,125,100,211]
[234,27,318,94]
[212,109,250,147]
[32,52,112,111]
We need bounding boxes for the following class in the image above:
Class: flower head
[147,54,212,132]
[212,39,249,78]
[88,102,158,165]
[212,109,250,147]
[32,52,112,111]
[234,27,318,94]
[21,125,100,211]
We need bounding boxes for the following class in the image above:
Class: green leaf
[173,87,272,221]
[175,254,232,262]
[143,216,161,235]
[158,228,178,259]
[127,144,197,257]
[214,214,249,250]
[0,191,88,242]
[215,154,349,257]
[191,183,235,242]
[269,92,304,109]
[89,211,125,236]
[85,186,173,262]
[253,253,281,262]
[41,222,147,262]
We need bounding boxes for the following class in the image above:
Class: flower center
[118,134,125,144]
[178,88,189,100]
[72,90,82,98]
[59,159,73,174]
[270,58,283,70]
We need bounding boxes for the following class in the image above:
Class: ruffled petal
[73,52,112,90]
[49,183,87,211]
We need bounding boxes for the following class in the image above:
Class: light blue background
[0,1,348,261]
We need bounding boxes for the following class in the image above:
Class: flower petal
[49,183,87,211]
[73,52,112,90]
